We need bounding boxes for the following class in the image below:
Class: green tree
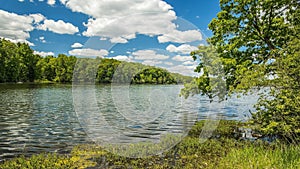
[183,0,300,141]
[37,55,57,81]
[16,43,41,82]
[96,59,121,83]
[1,39,20,82]
[73,58,100,82]
[253,38,300,142]
[0,39,41,82]
[0,39,8,82]
[54,54,77,82]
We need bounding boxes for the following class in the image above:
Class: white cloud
[61,0,194,43]
[59,0,67,4]
[0,10,35,45]
[142,60,162,66]
[158,29,202,43]
[132,50,169,60]
[18,0,25,2]
[5,38,35,46]
[71,42,83,48]
[166,44,198,54]
[81,12,176,41]
[47,0,56,5]
[37,19,79,34]
[39,36,46,43]
[172,55,193,62]
[183,61,196,65]
[29,13,46,24]
[167,65,197,76]
[34,51,54,57]
[164,62,174,66]
[60,0,204,44]
[110,37,128,44]
[111,55,132,62]
[0,9,78,45]
[68,48,108,57]
[62,0,174,20]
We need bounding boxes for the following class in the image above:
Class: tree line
[0,38,192,84]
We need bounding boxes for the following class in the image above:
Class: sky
[0,0,220,76]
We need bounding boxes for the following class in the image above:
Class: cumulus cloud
[167,65,197,76]
[61,0,174,20]
[164,62,174,66]
[0,7,82,50]
[0,10,35,45]
[29,13,46,24]
[7,38,35,46]
[59,0,204,44]
[132,50,169,60]
[0,9,78,44]
[68,48,108,57]
[71,42,83,48]
[110,37,128,44]
[37,19,79,34]
[34,51,54,57]
[172,55,194,62]
[142,60,162,66]
[47,0,56,5]
[166,44,198,54]
[111,55,132,62]
[183,61,197,65]
[158,29,202,43]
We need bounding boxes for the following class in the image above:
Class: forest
[0,38,192,84]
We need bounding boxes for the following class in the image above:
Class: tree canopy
[0,39,40,82]
[183,0,300,142]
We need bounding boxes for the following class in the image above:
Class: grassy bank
[1,120,299,169]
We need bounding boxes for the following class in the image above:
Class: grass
[216,143,300,169]
[1,120,299,169]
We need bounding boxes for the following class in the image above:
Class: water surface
[0,84,257,160]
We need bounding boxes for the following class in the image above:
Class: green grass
[215,142,300,169]
[0,153,95,169]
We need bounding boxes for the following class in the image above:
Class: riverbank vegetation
[0,38,192,84]
[1,120,299,168]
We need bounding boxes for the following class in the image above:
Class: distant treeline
[0,39,193,84]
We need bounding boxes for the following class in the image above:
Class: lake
[0,84,258,160]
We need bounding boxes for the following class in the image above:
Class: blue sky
[0,0,220,76]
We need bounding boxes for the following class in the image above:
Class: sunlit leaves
[184,0,300,141]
